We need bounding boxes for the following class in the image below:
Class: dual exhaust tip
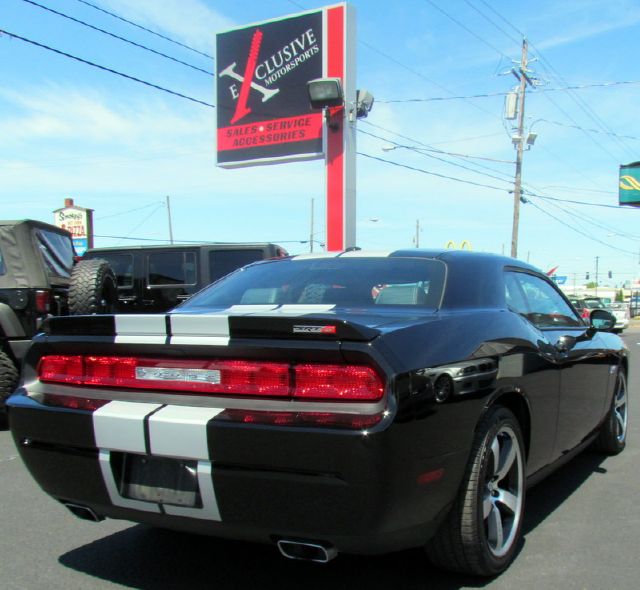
[63,502,104,522]
[63,502,337,563]
[277,539,337,563]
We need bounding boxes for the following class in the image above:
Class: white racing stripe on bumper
[148,406,224,460]
[115,315,167,345]
[148,405,223,521]
[93,401,223,520]
[94,401,162,453]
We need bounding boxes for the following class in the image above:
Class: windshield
[182,256,446,309]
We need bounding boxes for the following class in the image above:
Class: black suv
[81,243,287,314]
[0,220,117,411]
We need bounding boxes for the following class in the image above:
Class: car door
[507,271,611,458]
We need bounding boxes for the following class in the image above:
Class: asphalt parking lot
[1,329,638,590]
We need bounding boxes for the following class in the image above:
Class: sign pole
[325,4,356,252]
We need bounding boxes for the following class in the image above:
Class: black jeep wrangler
[82,242,287,314]
[0,220,116,412]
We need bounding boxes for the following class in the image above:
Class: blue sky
[2,0,640,286]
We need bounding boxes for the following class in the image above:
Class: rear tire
[0,350,19,419]
[426,406,526,577]
[592,371,627,455]
[68,259,117,315]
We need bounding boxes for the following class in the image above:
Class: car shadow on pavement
[58,451,610,590]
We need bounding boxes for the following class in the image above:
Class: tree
[615,289,625,302]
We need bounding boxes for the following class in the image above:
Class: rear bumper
[8,392,467,555]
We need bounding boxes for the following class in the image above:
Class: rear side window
[505,271,581,328]
[148,252,197,286]
[209,249,264,282]
[35,229,74,278]
[96,253,133,288]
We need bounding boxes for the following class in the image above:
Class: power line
[360,120,516,181]
[0,29,216,109]
[357,151,512,192]
[377,79,640,103]
[21,0,214,76]
[462,0,520,44]
[358,128,516,186]
[534,118,640,142]
[72,0,213,60]
[423,0,511,60]
[475,0,524,39]
[526,199,638,256]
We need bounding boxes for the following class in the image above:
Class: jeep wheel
[68,258,117,315]
[0,350,19,421]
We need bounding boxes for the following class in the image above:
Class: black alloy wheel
[427,405,526,577]
[592,371,628,455]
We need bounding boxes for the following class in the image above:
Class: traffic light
[608,271,612,279]
[586,272,590,280]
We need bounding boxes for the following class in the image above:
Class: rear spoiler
[43,313,380,343]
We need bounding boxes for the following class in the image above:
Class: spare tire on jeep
[68,258,117,315]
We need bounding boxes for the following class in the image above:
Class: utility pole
[595,256,600,296]
[165,195,174,244]
[309,197,315,253]
[511,39,532,259]
[415,219,420,248]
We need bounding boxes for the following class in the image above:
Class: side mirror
[590,309,616,331]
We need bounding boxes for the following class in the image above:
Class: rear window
[183,256,446,309]
[209,249,265,282]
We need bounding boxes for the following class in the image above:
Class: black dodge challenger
[7,250,628,576]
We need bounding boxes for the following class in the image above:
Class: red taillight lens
[35,289,50,314]
[295,364,384,401]
[37,355,383,402]
[38,355,84,384]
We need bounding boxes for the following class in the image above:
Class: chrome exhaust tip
[63,502,104,522]
[277,539,337,563]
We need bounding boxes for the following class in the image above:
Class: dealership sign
[216,8,330,167]
[619,161,640,206]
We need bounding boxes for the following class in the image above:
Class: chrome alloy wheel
[614,376,628,444]
[482,426,524,558]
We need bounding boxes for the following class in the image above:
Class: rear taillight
[35,290,50,314]
[37,355,384,402]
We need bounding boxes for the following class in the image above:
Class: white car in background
[607,302,630,333]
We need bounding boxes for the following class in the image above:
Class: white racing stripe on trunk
[93,401,162,453]
[148,405,224,460]
[339,250,392,257]
[169,314,230,346]
[225,304,279,313]
[115,315,167,345]
[291,252,340,260]
[262,304,336,315]
[148,405,224,521]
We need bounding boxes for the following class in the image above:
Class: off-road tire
[426,406,526,577]
[68,258,117,315]
[592,371,628,455]
[0,350,19,420]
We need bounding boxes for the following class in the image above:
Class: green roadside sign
[619,161,640,206]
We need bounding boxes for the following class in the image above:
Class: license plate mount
[120,454,201,508]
